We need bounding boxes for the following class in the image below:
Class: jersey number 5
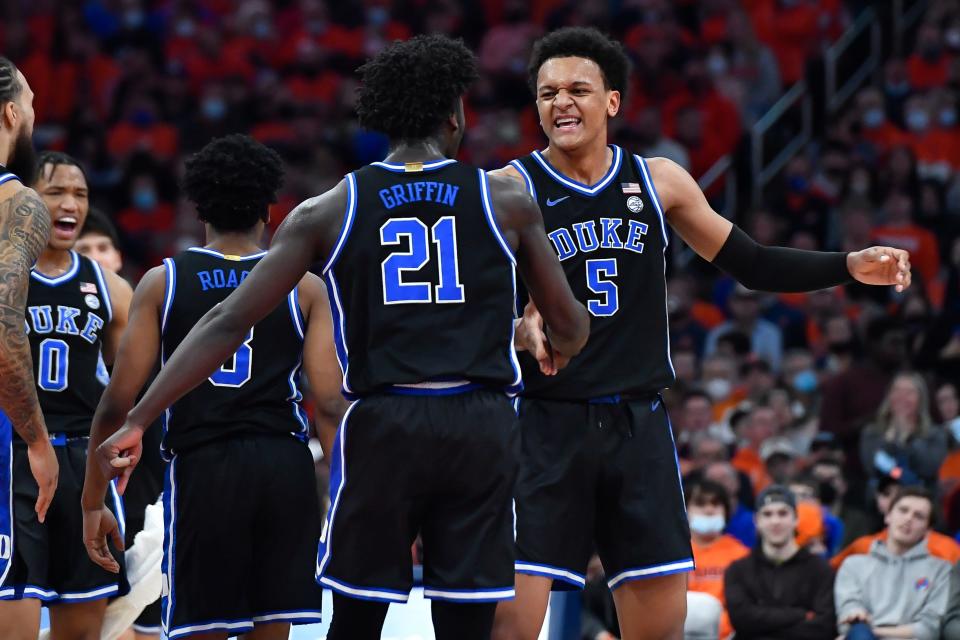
[380,216,465,304]
[209,328,254,388]
[586,259,619,316]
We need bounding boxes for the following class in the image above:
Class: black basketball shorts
[316,390,519,603]
[514,396,694,591]
[160,434,323,639]
[1,436,129,602]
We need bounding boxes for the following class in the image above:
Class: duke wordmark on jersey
[24,304,104,344]
[547,217,648,261]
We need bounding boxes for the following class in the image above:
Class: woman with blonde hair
[859,371,948,487]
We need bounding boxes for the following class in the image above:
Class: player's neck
[543,136,611,185]
[383,138,448,164]
[204,224,264,256]
[762,538,798,563]
[35,246,74,276]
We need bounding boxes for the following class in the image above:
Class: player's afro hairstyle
[183,134,283,232]
[527,27,630,96]
[355,34,479,142]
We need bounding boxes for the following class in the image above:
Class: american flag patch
[80,282,97,294]
[622,183,642,194]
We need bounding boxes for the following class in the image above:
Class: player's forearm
[712,225,851,292]
[83,392,134,509]
[544,301,590,357]
[128,305,249,426]
[0,306,47,444]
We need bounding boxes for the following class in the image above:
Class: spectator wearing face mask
[685,478,750,640]
[725,486,836,640]
[835,487,951,640]
[705,461,758,549]
[702,354,746,422]
[855,87,909,155]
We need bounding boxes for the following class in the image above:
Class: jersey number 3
[209,328,254,388]
[380,216,465,304]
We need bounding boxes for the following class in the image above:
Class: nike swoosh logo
[546,196,570,207]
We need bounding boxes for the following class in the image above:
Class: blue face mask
[788,175,808,192]
[948,417,960,443]
[689,514,726,535]
[202,98,227,121]
[133,188,157,212]
[862,107,885,129]
[940,108,957,128]
[792,369,818,394]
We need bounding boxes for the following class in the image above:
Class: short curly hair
[355,34,478,142]
[528,27,630,96]
[183,134,284,232]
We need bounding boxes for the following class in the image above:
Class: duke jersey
[323,158,521,397]
[159,248,308,457]
[511,145,675,399]
[23,251,112,435]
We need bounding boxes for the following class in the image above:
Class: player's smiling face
[536,56,620,152]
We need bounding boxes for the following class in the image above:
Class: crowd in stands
[5,0,960,639]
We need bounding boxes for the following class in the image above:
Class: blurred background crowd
[4,0,960,638]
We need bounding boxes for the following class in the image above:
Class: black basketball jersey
[159,248,308,457]
[511,146,675,400]
[323,159,521,397]
[25,251,112,435]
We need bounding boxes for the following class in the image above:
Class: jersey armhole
[634,155,669,248]
[0,172,20,187]
[88,256,114,324]
[288,287,306,340]
[508,159,537,201]
[321,173,358,276]
[160,258,176,336]
[477,169,517,265]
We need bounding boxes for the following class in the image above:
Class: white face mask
[690,514,726,535]
[705,378,733,401]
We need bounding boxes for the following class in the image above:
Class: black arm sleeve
[712,225,852,293]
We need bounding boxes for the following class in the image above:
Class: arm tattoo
[0,188,51,443]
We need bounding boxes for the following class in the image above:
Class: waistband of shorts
[13,433,89,447]
[350,380,511,398]
[520,391,662,405]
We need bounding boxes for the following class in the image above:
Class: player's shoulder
[488,164,526,185]
[0,181,47,215]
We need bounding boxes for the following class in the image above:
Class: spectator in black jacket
[725,486,836,639]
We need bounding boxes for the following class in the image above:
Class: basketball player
[90,35,588,640]
[0,150,133,640]
[81,134,338,640]
[0,57,57,640]
[77,209,164,640]
[492,28,912,640]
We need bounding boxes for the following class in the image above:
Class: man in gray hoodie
[834,487,951,640]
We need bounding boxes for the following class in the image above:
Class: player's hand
[94,423,144,495]
[27,438,58,524]
[82,506,123,573]
[516,302,564,375]
[847,247,911,292]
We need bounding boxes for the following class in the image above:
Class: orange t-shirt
[690,534,750,639]
[732,446,771,494]
[830,530,960,570]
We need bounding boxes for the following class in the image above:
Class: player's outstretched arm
[81,265,164,572]
[0,184,58,523]
[299,274,348,458]
[97,181,349,479]
[488,173,589,358]
[648,157,912,293]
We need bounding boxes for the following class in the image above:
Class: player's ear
[607,90,621,118]
[1,100,16,130]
